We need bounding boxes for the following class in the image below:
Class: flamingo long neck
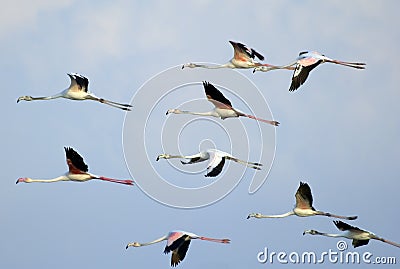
[185,63,233,69]
[166,155,187,159]
[253,62,296,73]
[175,110,219,117]
[317,232,345,238]
[31,93,64,101]
[202,62,234,69]
[27,175,69,183]
[257,211,295,218]
[137,236,168,247]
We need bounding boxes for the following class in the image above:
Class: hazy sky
[1,1,399,268]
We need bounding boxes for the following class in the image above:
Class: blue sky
[1,1,399,268]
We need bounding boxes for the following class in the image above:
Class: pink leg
[199,237,230,244]
[243,114,280,126]
[98,176,134,185]
[260,63,296,70]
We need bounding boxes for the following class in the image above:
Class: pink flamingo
[166,81,279,126]
[182,41,289,70]
[126,230,230,267]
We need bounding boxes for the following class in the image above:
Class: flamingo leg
[98,176,134,185]
[242,113,280,126]
[199,237,230,244]
[98,99,132,111]
[318,211,358,220]
[328,60,366,69]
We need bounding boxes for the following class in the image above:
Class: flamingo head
[156,154,170,161]
[16,177,31,184]
[17,96,33,103]
[303,230,318,236]
[126,242,141,249]
[182,63,197,69]
[247,213,262,219]
[166,109,181,115]
[253,66,273,73]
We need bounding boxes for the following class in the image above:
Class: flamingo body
[16,147,133,186]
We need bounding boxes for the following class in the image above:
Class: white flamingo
[17,73,132,110]
[304,220,400,248]
[156,149,262,177]
[247,182,357,220]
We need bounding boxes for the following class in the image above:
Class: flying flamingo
[303,221,400,248]
[17,73,132,111]
[156,149,262,177]
[166,81,279,126]
[126,230,230,267]
[16,147,133,185]
[247,182,357,220]
[254,51,366,91]
[182,40,289,70]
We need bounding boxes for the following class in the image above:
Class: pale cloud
[0,0,73,38]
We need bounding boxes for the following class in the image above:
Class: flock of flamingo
[16,41,398,267]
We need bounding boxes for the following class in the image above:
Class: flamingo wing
[295,182,313,209]
[171,240,191,267]
[64,147,89,173]
[289,60,322,92]
[67,73,89,92]
[205,153,225,177]
[229,41,264,61]
[203,81,232,108]
[164,233,191,267]
[334,221,364,232]
[352,239,370,248]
